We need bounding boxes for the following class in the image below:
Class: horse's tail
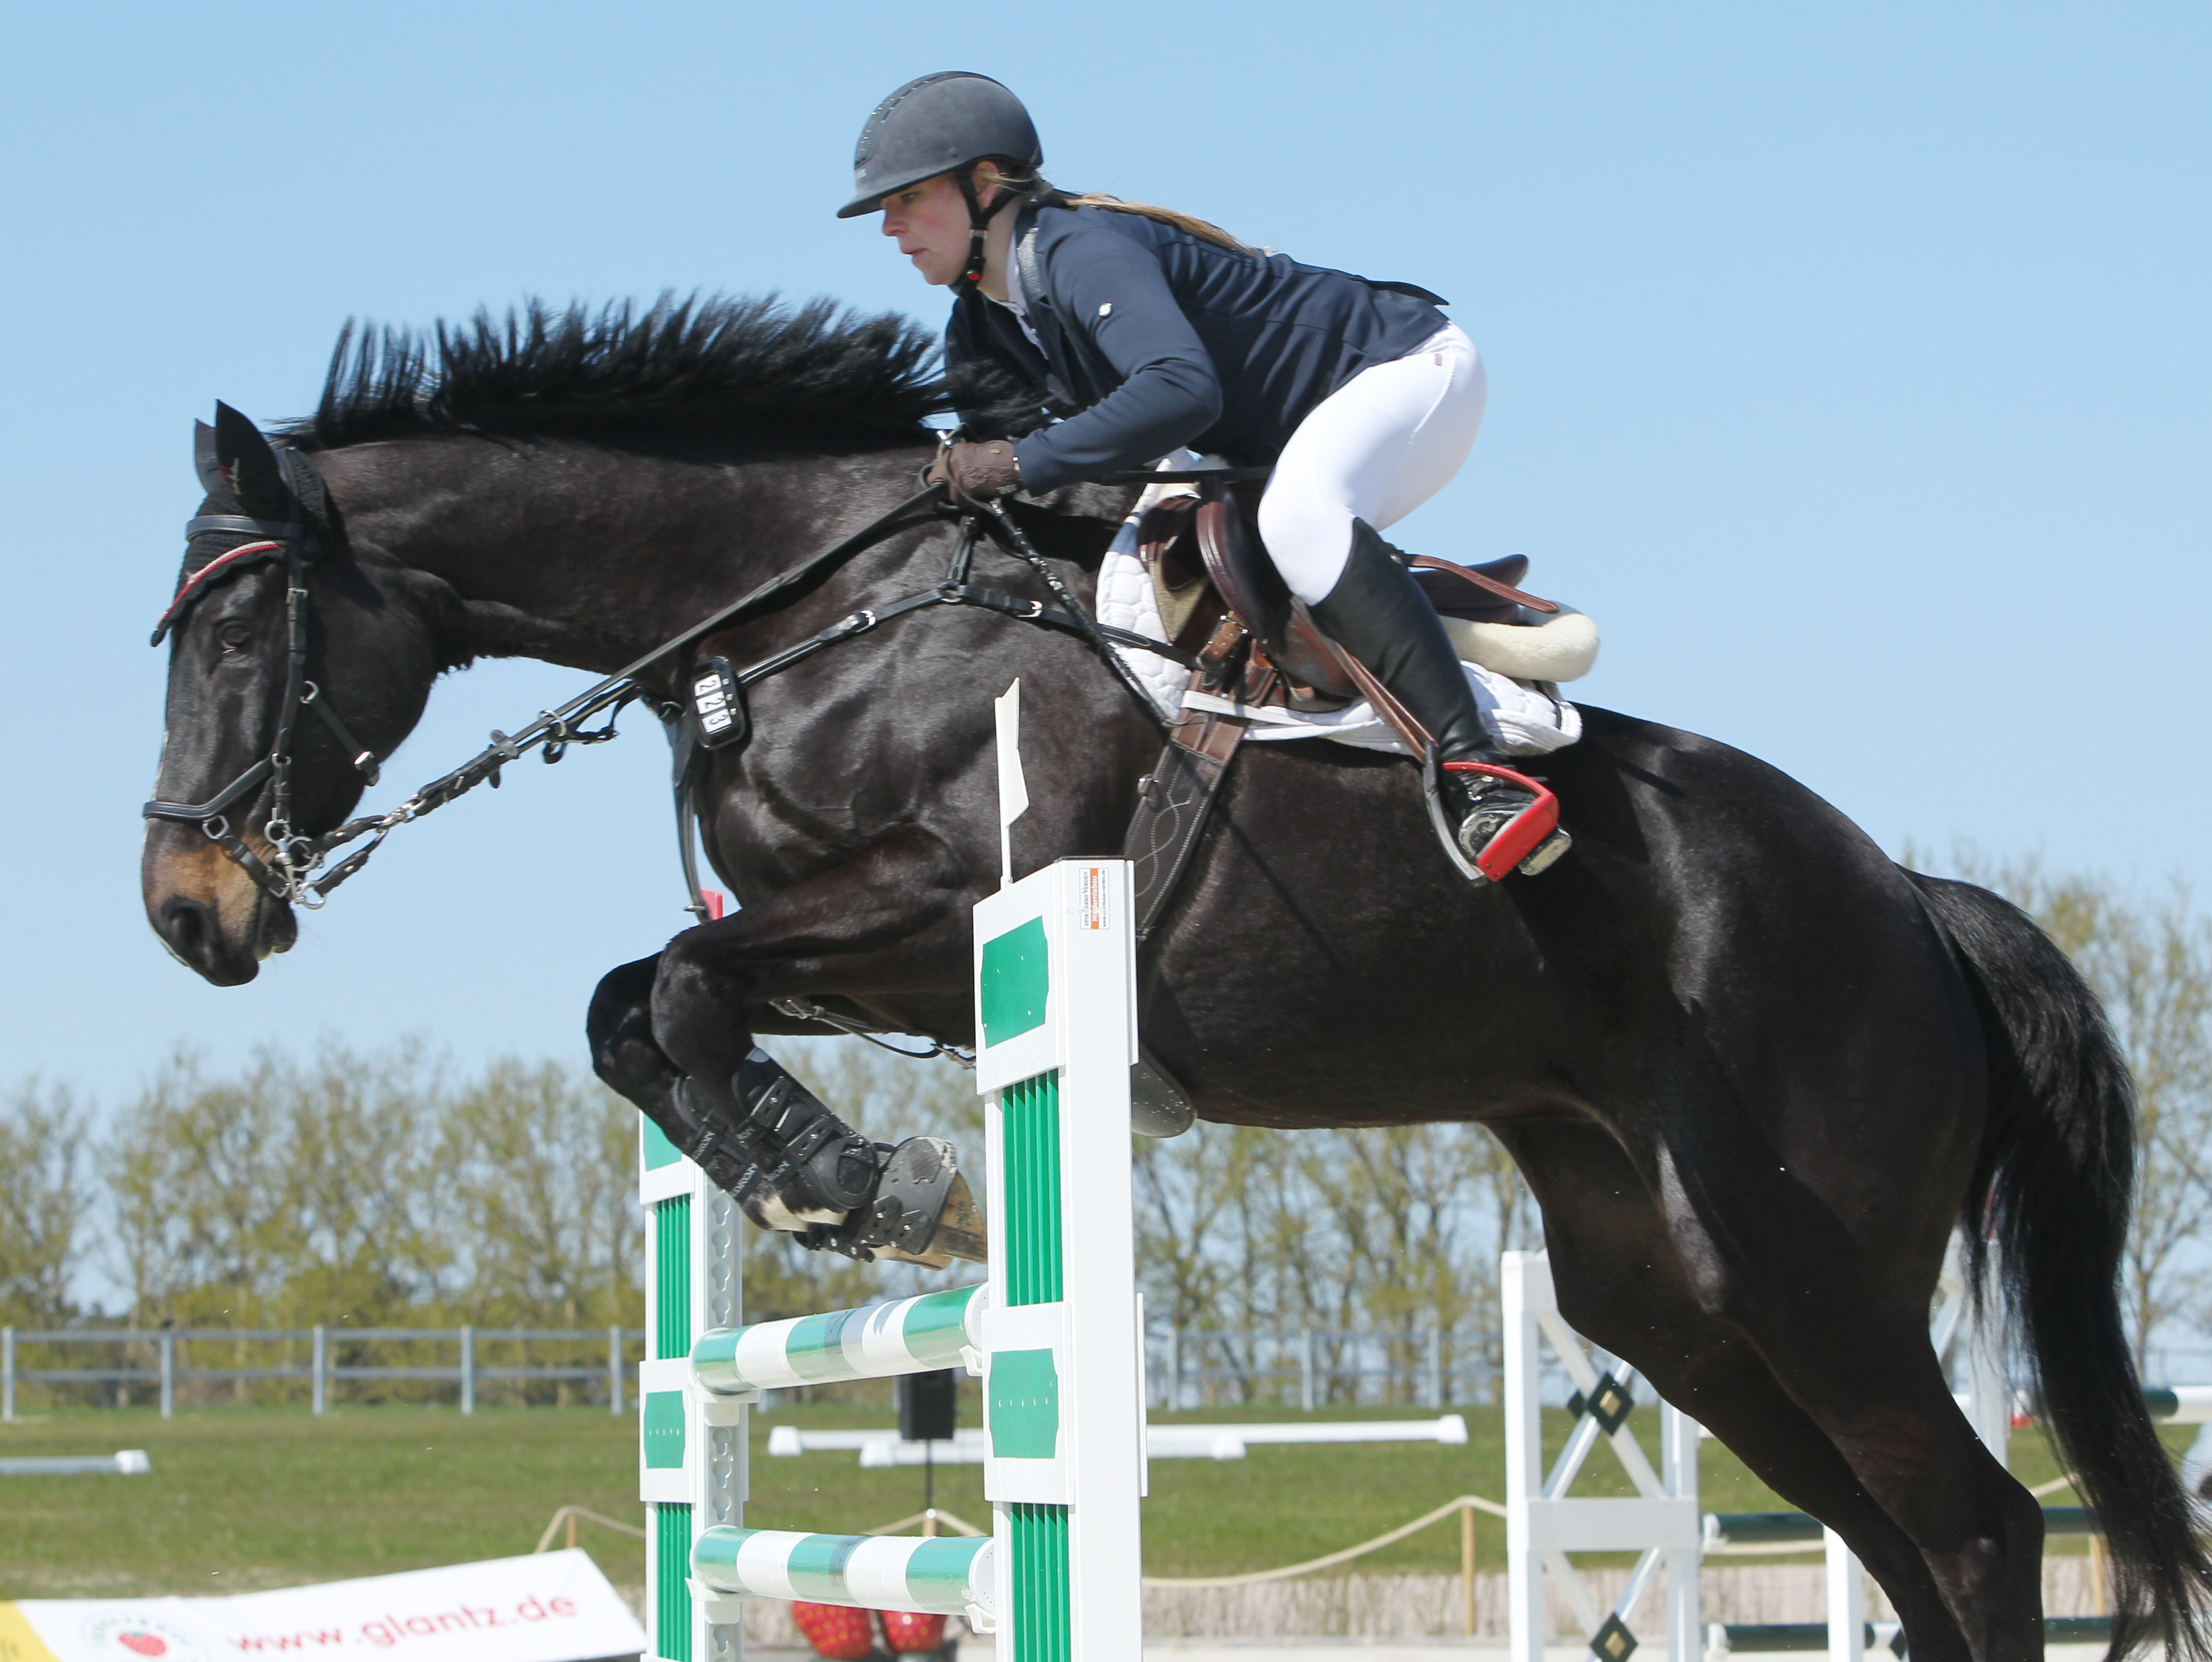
[1910,870,2212,1659]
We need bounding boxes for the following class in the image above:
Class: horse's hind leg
[1495,1121,1978,1662]
[1625,1119,2046,1662]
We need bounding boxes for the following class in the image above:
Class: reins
[148,459,1198,913]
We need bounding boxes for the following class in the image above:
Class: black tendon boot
[1306,520,1571,881]
[717,1050,986,1265]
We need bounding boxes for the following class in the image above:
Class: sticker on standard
[0,1550,644,1662]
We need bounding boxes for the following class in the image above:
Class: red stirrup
[1442,761,1563,882]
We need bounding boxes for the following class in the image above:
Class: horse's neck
[322,437,933,678]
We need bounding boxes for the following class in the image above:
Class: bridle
[144,437,1203,914]
[143,448,384,907]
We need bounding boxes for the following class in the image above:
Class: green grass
[0,1405,640,1599]
[0,1397,2144,1600]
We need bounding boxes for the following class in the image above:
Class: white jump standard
[656,857,1149,1661]
[1503,1250,1702,1662]
[637,1119,745,1662]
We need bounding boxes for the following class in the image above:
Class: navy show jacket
[946,203,1448,493]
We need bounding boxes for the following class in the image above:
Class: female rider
[664,73,1571,1268]
[842,70,1567,879]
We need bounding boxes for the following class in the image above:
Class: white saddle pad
[1094,481,1585,759]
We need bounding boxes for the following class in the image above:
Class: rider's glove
[928,439,1022,507]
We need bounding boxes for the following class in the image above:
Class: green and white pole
[971,856,1148,1661]
[692,1284,985,1397]
[693,1528,995,1615]
[639,1118,745,1662]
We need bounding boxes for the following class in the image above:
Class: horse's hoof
[845,1137,988,1265]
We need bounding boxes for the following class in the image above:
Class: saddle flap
[1194,484,1358,699]
[1136,495,1201,585]
[1136,496,1227,657]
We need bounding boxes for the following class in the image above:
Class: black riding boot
[1306,520,1570,880]
[674,1052,985,1265]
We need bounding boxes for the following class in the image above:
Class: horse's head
[142,405,444,983]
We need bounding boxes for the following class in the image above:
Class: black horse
[141,296,2206,1662]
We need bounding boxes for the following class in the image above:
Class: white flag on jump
[995,679,1027,889]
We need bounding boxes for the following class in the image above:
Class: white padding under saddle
[1095,473,1593,759]
[1442,607,1600,684]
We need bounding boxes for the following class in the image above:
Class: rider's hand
[928,439,1022,507]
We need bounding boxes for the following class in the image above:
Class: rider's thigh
[1368,328,1487,529]
[1257,325,1488,601]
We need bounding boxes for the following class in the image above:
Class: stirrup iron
[1422,748,1571,883]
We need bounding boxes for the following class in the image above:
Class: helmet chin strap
[954,169,1020,287]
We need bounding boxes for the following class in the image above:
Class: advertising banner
[0,1551,643,1662]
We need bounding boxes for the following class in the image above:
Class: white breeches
[1256,323,1487,604]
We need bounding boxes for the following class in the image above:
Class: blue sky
[1,2,2204,1106]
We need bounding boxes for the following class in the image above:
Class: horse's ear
[193,420,226,498]
[212,401,287,518]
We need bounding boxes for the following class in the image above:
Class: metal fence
[3,1321,1511,1417]
[0,1326,644,1420]
[1148,1327,1502,1411]
[20,1318,2193,1421]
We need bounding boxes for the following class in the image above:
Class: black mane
[282,293,948,450]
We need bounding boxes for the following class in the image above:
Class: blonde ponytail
[981,165,1259,256]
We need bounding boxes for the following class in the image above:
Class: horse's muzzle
[141,827,296,984]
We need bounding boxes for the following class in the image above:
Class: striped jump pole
[691,1284,985,1396]
[662,857,1148,1660]
[693,1528,995,1617]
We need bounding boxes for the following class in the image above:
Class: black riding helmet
[837,72,1042,285]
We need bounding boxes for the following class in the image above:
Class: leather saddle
[1116,477,1564,945]
[1133,479,1558,704]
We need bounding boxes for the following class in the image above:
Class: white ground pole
[1503,1250,1701,1662]
[639,1125,746,1662]
[765,1414,1470,1465]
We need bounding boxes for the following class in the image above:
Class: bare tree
[281,1038,454,1321]
[0,1079,92,1325]
[442,1058,639,1327]
[108,1049,293,1326]
[1132,1120,1250,1333]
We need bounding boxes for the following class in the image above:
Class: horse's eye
[217,621,253,650]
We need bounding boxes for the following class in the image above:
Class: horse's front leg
[586,951,872,1148]
[646,826,986,1264]
[587,951,694,1150]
